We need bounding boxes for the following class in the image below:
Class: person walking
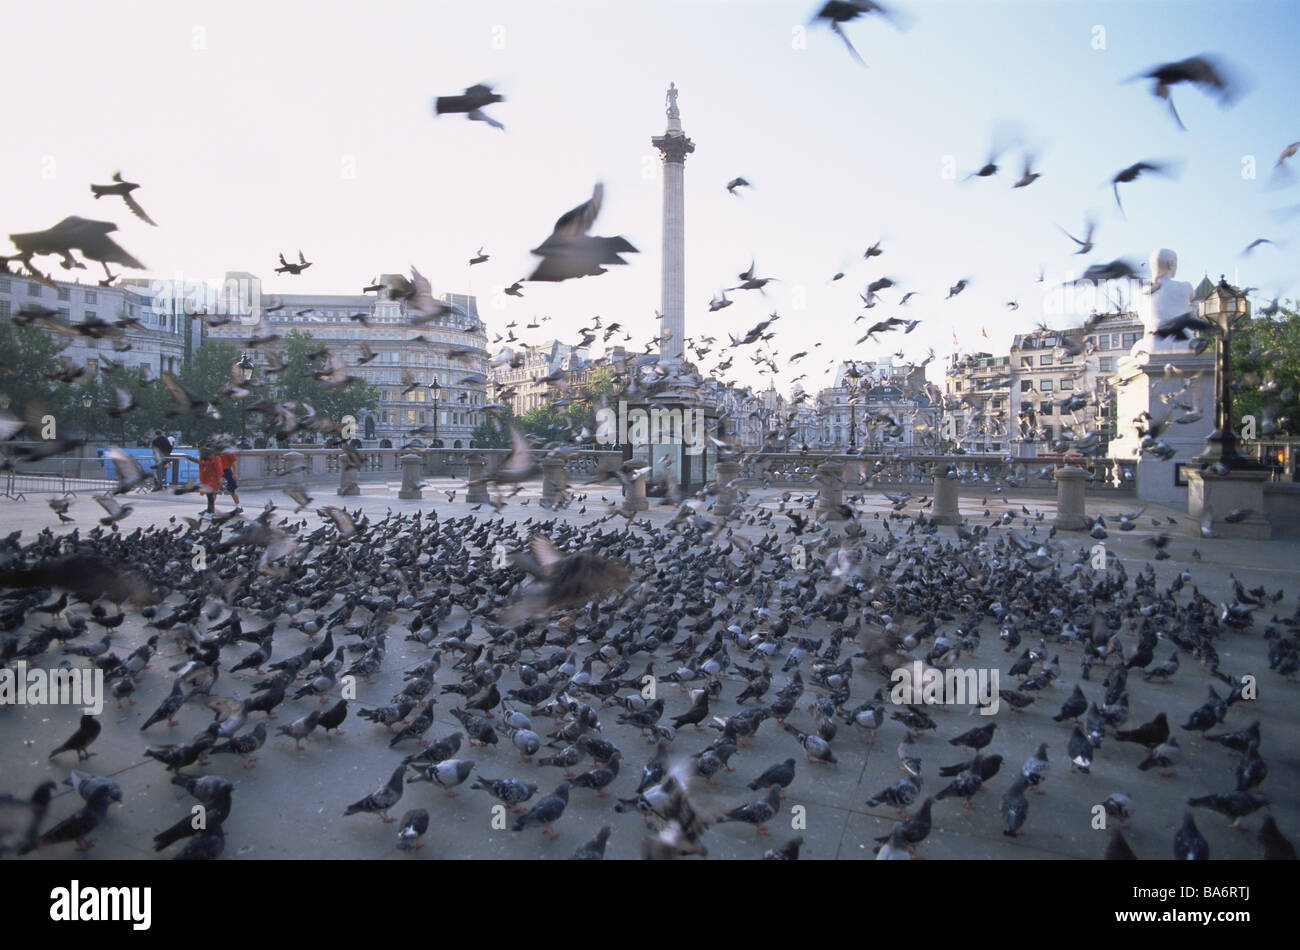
[150,429,173,490]
[220,451,241,508]
[196,443,238,518]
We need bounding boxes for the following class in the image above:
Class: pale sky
[4,0,1298,396]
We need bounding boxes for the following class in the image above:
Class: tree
[0,321,75,429]
[168,339,242,445]
[1230,301,1300,439]
[471,404,514,448]
[263,331,378,443]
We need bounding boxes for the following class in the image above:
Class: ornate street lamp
[80,392,93,440]
[236,352,254,446]
[1196,277,1260,470]
[429,379,441,447]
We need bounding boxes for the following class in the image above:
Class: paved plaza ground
[2,478,1297,860]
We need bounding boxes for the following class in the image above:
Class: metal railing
[1,457,117,500]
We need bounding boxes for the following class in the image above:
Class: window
[85,310,96,322]
[1099,357,1114,373]
[1039,355,1052,365]
[0,301,8,319]
[85,290,96,304]
[1122,332,1138,348]
[28,282,42,296]
[1040,401,1053,415]
[57,287,70,301]
[1060,378,1073,390]
[1043,426,1054,442]
[1041,379,1053,391]
[1060,355,1073,364]
[1020,380,1033,393]
[86,358,98,374]
[0,277,9,292]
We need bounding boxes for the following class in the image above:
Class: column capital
[652,132,695,163]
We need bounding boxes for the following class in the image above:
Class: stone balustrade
[735,451,1136,495]
[225,446,626,492]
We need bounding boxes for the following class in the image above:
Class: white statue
[1131,247,1196,359]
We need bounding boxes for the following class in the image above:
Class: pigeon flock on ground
[0,469,1296,859]
[1,3,1299,861]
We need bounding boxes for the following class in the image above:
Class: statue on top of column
[666,82,679,117]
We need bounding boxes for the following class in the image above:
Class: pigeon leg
[543,827,558,839]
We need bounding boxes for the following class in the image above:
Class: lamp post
[430,379,441,447]
[1197,277,1259,470]
[236,351,254,447]
[81,392,93,441]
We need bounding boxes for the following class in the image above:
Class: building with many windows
[944,352,1013,454]
[1008,310,1143,456]
[815,359,937,451]
[487,340,592,418]
[201,272,488,447]
[0,272,193,382]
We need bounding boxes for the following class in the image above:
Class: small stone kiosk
[1108,248,1215,507]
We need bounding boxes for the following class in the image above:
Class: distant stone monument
[1109,246,1215,506]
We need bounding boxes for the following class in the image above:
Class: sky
[3,0,1299,398]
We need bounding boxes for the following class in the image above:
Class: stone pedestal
[466,454,489,504]
[1053,466,1090,530]
[337,465,360,496]
[813,461,845,520]
[541,457,568,508]
[1109,350,1215,506]
[932,469,960,525]
[1186,468,1271,539]
[397,453,423,500]
[282,451,306,496]
[712,460,740,519]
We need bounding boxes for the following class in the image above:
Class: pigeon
[747,758,797,794]
[1111,161,1177,217]
[344,764,406,822]
[396,809,429,851]
[434,82,506,130]
[7,216,145,281]
[471,777,539,811]
[89,171,157,225]
[867,774,922,814]
[1127,55,1242,131]
[1187,791,1269,827]
[276,709,322,750]
[1173,812,1210,860]
[409,757,476,796]
[1021,743,1049,791]
[1203,720,1260,754]
[1114,712,1169,748]
[49,714,101,761]
[210,721,267,768]
[568,824,612,860]
[1001,777,1030,836]
[527,183,637,282]
[513,782,572,837]
[725,177,752,195]
[0,782,57,857]
[1105,827,1139,860]
[172,822,225,861]
[34,785,116,852]
[1068,725,1094,774]
[718,786,781,836]
[948,722,996,750]
[1257,815,1297,861]
[1102,793,1133,827]
[1052,685,1087,722]
[876,821,912,860]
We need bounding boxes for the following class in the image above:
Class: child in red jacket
[197,443,238,516]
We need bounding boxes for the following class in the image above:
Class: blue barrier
[99,446,199,484]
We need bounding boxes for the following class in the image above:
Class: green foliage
[0,320,74,424]
[471,404,514,448]
[263,331,378,443]
[1230,302,1300,438]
